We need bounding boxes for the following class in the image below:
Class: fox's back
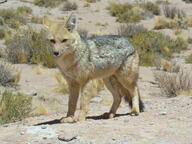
[82,35,135,70]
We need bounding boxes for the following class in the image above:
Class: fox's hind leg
[103,76,123,119]
[115,52,144,115]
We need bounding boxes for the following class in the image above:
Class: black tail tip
[139,99,144,112]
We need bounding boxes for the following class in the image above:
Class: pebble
[58,131,78,142]
[20,131,25,135]
[159,111,167,115]
[41,125,47,129]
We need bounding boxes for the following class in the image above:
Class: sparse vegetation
[154,65,192,97]
[108,2,160,23]
[0,91,32,124]
[5,27,55,68]
[128,31,187,66]
[34,0,65,8]
[185,54,192,63]
[62,1,78,11]
[0,62,20,87]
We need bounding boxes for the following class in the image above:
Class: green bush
[5,27,55,68]
[0,91,32,124]
[34,0,65,8]
[129,31,187,66]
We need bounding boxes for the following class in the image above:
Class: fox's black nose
[53,51,59,56]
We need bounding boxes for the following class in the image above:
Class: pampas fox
[44,14,144,122]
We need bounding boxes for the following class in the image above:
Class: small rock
[58,132,78,142]
[42,136,47,140]
[26,90,37,96]
[159,111,167,115]
[41,125,47,129]
[20,131,25,135]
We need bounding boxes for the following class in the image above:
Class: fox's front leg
[75,82,95,122]
[60,80,80,123]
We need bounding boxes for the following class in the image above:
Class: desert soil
[0,0,192,144]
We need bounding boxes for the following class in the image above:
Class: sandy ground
[0,0,192,144]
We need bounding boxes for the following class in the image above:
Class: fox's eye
[61,39,68,43]
[50,39,56,44]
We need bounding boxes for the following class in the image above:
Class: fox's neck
[55,39,88,71]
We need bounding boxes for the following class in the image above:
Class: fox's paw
[102,112,115,119]
[60,116,75,123]
[130,110,139,116]
[74,115,86,122]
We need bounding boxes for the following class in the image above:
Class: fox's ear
[65,13,76,32]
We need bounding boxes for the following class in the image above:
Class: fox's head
[44,14,80,57]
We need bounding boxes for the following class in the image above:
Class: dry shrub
[182,0,192,3]
[34,0,65,8]
[128,30,187,66]
[5,27,55,68]
[0,7,32,29]
[62,1,78,11]
[85,0,100,3]
[117,23,146,38]
[0,61,20,87]
[163,5,186,19]
[185,54,192,63]
[187,37,192,44]
[0,91,32,124]
[108,2,160,23]
[154,65,192,97]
